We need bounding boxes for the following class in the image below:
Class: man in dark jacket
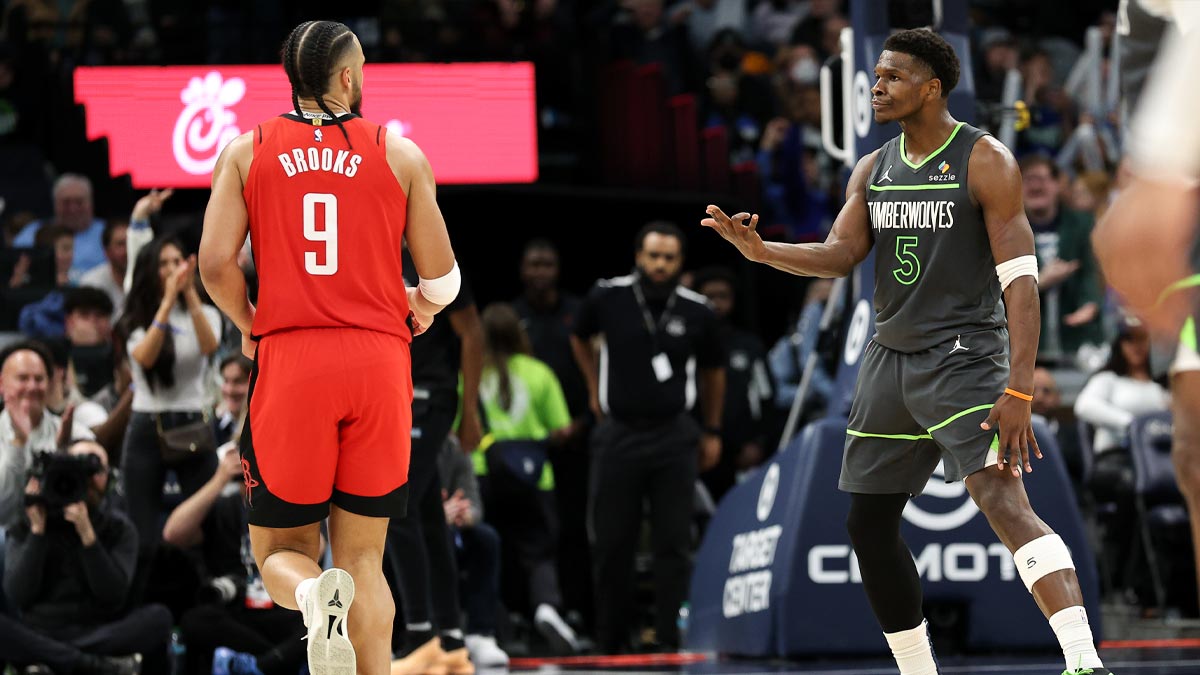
[1021,154,1105,363]
[0,440,171,674]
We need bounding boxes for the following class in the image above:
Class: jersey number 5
[892,236,920,285]
[303,193,338,276]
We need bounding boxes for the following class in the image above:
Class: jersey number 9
[303,192,338,276]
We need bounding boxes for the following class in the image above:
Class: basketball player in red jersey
[198,20,461,675]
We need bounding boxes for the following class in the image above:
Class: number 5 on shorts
[893,236,920,285]
[304,193,338,276]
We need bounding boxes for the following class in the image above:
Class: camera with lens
[26,451,104,514]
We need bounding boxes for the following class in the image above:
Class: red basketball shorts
[240,327,413,527]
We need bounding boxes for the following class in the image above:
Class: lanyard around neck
[631,281,677,338]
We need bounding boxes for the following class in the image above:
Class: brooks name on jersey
[276,147,364,178]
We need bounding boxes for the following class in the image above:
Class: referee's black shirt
[574,273,726,423]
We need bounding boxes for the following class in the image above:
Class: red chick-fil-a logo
[173,71,245,175]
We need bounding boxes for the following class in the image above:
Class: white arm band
[418,261,461,306]
[996,255,1039,292]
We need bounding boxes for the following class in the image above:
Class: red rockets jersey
[244,113,411,341]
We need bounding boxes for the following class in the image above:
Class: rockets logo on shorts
[241,458,260,504]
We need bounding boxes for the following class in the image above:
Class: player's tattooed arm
[200,131,256,337]
[701,150,877,279]
[971,135,1042,476]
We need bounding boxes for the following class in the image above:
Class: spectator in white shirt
[1074,318,1170,455]
[115,236,221,550]
[1073,317,1170,596]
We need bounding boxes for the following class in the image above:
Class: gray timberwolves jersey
[866,122,1005,353]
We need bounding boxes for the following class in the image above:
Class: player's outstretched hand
[701,205,765,263]
[980,393,1042,478]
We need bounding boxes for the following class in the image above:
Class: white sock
[884,620,939,675]
[1049,606,1103,671]
[295,578,316,624]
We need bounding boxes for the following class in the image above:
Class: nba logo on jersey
[314,128,323,143]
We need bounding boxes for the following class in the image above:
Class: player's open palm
[701,206,765,263]
[980,394,1041,477]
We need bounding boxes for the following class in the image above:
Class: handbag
[156,411,217,466]
[476,399,551,490]
[487,439,551,489]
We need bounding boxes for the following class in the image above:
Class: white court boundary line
[522,660,1200,675]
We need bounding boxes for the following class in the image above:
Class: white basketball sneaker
[464,634,509,668]
[304,568,356,675]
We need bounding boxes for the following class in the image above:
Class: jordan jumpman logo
[949,335,969,354]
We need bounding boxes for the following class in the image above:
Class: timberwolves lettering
[869,200,956,230]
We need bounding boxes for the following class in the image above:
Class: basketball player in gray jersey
[703,29,1109,675]
[1095,0,1200,614]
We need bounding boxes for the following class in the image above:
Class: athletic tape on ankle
[1013,534,1075,592]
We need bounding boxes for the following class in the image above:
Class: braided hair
[281,20,358,147]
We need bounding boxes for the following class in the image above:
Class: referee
[570,221,726,653]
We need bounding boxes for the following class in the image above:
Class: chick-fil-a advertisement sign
[74,63,538,188]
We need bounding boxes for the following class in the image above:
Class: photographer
[0,341,94,529]
[0,440,171,674]
[167,446,306,675]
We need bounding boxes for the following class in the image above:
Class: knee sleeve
[1014,534,1075,593]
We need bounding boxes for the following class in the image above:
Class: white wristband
[996,255,1039,292]
[418,261,461,306]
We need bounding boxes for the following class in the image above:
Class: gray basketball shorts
[839,328,1008,496]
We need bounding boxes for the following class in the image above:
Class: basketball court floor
[508,642,1200,674]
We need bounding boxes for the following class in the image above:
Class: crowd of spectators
[1,0,1196,671]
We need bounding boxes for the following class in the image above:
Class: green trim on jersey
[1183,316,1198,351]
[927,404,994,433]
[1158,273,1200,307]
[899,122,965,170]
[847,403,995,440]
[869,182,960,192]
[846,429,932,441]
